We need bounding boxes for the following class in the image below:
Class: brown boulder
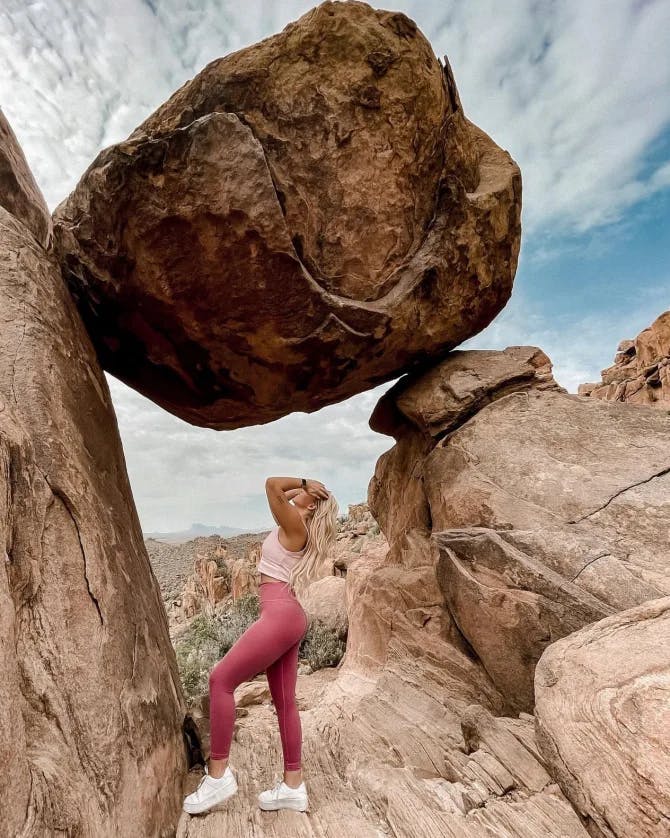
[428,387,670,712]
[0,117,186,835]
[535,596,670,838]
[433,528,612,713]
[370,345,565,440]
[52,0,521,428]
[302,576,348,638]
[0,107,51,247]
[369,346,670,713]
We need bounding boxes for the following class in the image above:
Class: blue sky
[1,0,669,532]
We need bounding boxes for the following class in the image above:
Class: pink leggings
[208,580,309,770]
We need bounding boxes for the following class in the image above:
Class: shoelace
[196,765,225,791]
[269,779,284,799]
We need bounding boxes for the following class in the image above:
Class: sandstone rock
[234,680,270,708]
[535,596,670,838]
[369,346,669,714]
[303,576,348,638]
[428,392,669,711]
[0,107,51,247]
[433,528,612,713]
[230,551,260,601]
[179,555,228,621]
[460,704,551,793]
[370,345,565,440]
[578,310,670,408]
[146,533,227,597]
[0,114,187,835]
[52,0,521,428]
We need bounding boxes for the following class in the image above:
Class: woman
[183,475,338,816]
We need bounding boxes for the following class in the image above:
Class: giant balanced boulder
[0,109,187,835]
[52,0,521,429]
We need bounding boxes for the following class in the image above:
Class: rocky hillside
[579,309,670,407]
[146,532,267,603]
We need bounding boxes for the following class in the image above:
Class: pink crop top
[257,525,308,583]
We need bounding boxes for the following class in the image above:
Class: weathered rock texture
[0,106,51,247]
[535,596,670,838]
[302,576,347,638]
[369,345,670,717]
[180,528,589,838]
[51,0,521,429]
[579,310,670,407]
[178,555,228,620]
[0,109,187,836]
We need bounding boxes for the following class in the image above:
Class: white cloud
[461,283,669,394]
[2,0,669,232]
[107,373,395,532]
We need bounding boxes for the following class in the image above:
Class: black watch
[301,477,307,489]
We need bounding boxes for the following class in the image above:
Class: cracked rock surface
[51,0,521,428]
[369,346,670,716]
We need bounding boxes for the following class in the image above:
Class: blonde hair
[287,492,339,593]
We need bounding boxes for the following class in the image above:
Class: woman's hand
[305,479,330,499]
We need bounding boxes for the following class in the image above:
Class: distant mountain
[143,522,264,544]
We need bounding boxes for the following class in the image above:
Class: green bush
[301,618,346,672]
[174,595,260,704]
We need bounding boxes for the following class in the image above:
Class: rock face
[0,106,51,247]
[535,596,670,838]
[369,346,670,715]
[51,0,521,429]
[178,555,228,620]
[0,109,187,836]
[301,576,348,638]
[579,310,670,407]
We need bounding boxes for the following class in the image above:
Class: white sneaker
[258,778,309,812]
[183,764,238,815]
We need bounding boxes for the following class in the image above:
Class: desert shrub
[215,592,259,654]
[301,618,346,671]
[175,631,219,704]
[174,594,260,704]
